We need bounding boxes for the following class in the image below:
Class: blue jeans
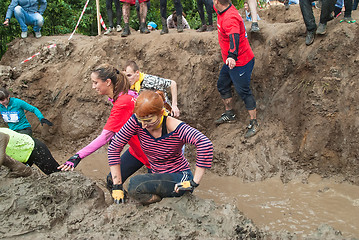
[14,6,44,32]
[217,58,256,110]
[128,170,193,203]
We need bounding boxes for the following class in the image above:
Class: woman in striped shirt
[108,90,213,205]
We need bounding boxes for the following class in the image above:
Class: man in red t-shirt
[214,0,259,138]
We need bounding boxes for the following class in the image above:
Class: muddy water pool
[54,151,359,238]
[196,173,359,238]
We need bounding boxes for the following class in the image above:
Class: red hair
[134,90,164,117]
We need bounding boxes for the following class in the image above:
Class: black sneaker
[196,25,207,32]
[305,30,315,45]
[244,119,259,138]
[316,23,327,35]
[215,110,236,125]
[250,22,260,32]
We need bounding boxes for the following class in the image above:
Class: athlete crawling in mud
[0,128,60,176]
[108,90,213,205]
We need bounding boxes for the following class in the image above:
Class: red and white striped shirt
[108,115,213,173]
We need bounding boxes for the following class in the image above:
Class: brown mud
[1,5,359,239]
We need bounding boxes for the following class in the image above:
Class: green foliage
[0,0,251,59]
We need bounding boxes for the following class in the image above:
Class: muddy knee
[0,132,10,166]
[3,156,32,177]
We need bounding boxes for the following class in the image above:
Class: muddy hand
[112,184,125,204]
[58,154,81,171]
[174,180,199,193]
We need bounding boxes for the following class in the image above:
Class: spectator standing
[3,0,47,38]
[244,1,261,22]
[248,0,260,32]
[339,0,356,23]
[299,0,336,45]
[160,0,185,34]
[353,0,358,9]
[196,0,214,32]
[104,0,123,35]
[121,0,150,37]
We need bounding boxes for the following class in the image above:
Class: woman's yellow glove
[112,184,125,204]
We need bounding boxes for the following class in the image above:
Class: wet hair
[92,64,130,101]
[134,90,165,117]
[0,88,10,101]
[124,60,139,72]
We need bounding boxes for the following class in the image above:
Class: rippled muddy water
[54,151,359,238]
[196,173,359,238]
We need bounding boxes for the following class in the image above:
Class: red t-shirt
[214,4,254,67]
[103,94,150,168]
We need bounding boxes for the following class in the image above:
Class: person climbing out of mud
[0,128,60,176]
[57,64,150,191]
[107,90,213,205]
[213,0,259,139]
[3,0,47,39]
[0,87,53,137]
[123,60,180,117]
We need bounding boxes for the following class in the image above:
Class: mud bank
[0,167,349,240]
[0,4,359,239]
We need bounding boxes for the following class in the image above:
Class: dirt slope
[1,5,358,184]
[0,5,359,239]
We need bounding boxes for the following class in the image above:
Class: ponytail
[155,90,172,114]
[92,64,130,101]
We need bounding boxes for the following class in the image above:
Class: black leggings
[197,0,213,25]
[26,138,60,175]
[106,0,122,27]
[160,0,183,19]
[15,127,33,137]
[106,149,150,190]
